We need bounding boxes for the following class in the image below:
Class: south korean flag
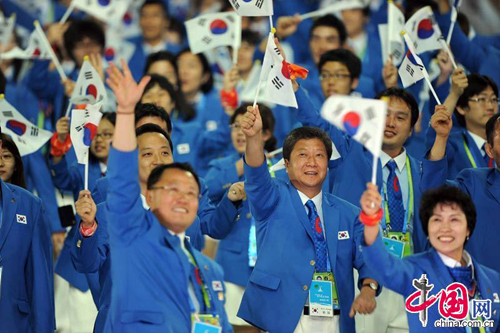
[72,0,132,23]
[185,12,241,55]
[71,56,107,105]
[229,0,273,17]
[261,33,297,108]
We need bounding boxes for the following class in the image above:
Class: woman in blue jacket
[360,184,500,332]
[205,103,278,332]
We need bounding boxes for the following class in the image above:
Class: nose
[152,153,161,166]
[386,115,396,128]
[306,155,318,167]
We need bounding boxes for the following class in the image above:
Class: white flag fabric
[300,0,365,20]
[398,33,427,88]
[0,14,15,51]
[0,96,52,156]
[71,58,107,105]
[450,0,463,22]
[72,0,132,23]
[260,33,297,108]
[185,12,241,54]
[228,0,273,17]
[70,102,103,164]
[103,29,136,64]
[0,29,52,60]
[320,95,387,157]
[387,2,405,65]
[404,6,443,54]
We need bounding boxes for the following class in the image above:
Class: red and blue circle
[123,12,133,25]
[86,84,98,100]
[98,0,110,6]
[242,0,252,2]
[210,19,228,35]
[83,123,98,146]
[104,47,115,61]
[417,19,434,39]
[6,120,26,136]
[343,111,361,136]
[406,50,420,66]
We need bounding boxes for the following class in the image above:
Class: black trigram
[392,49,401,59]
[75,125,83,132]
[227,15,234,23]
[359,132,371,146]
[406,64,415,77]
[365,107,375,121]
[255,0,264,9]
[231,0,240,9]
[2,111,13,118]
[202,36,212,44]
[198,18,207,26]
[271,76,284,90]
[30,127,39,136]
[332,104,344,117]
[84,71,93,80]
[273,47,281,56]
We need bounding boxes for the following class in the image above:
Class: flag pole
[423,74,441,105]
[60,1,76,24]
[65,104,72,118]
[84,151,89,190]
[439,39,457,69]
[34,21,68,81]
[232,16,241,65]
[387,0,393,64]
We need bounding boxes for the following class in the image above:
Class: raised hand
[360,183,382,217]
[276,14,301,39]
[382,57,398,89]
[222,66,240,92]
[75,190,97,229]
[63,79,76,98]
[450,68,468,97]
[89,53,104,82]
[56,116,70,142]
[106,59,150,112]
[431,105,452,138]
[240,105,262,138]
[228,182,246,202]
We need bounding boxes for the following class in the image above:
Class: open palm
[106,59,150,111]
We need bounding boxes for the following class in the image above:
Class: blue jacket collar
[0,180,20,251]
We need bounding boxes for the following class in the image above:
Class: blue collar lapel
[164,229,190,282]
[487,169,500,205]
[288,183,314,242]
[463,131,486,167]
[429,249,456,288]
[323,195,339,273]
[0,181,19,251]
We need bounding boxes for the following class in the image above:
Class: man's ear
[350,78,359,90]
[284,159,289,173]
[145,190,153,207]
[456,106,467,116]
[485,142,494,159]
[202,72,210,85]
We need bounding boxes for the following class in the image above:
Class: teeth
[173,208,187,213]
[439,236,453,242]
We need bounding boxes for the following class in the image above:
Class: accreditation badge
[385,231,412,258]
[309,272,339,317]
[192,314,221,333]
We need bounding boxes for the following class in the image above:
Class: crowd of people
[0,0,500,332]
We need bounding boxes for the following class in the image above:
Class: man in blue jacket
[0,127,55,333]
[422,108,500,274]
[237,105,379,333]
[100,60,231,332]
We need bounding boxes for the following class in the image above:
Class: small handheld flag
[1,28,52,60]
[0,14,16,54]
[72,0,132,24]
[404,6,443,55]
[71,55,107,106]
[0,94,52,156]
[320,95,388,183]
[387,1,405,65]
[185,12,241,55]
[34,21,68,81]
[229,0,273,17]
[299,0,365,20]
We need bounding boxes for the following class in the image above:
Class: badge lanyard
[381,156,414,236]
[463,135,481,169]
[185,250,216,316]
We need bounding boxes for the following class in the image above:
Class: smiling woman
[0,133,26,188]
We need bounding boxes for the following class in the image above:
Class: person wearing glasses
[421,103,500,275]
[427,74,499,179]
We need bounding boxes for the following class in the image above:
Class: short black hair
[135,103,172,134]
[140,0,169,18]
[231,103,277,152]
[404,0,438,20]
[419,185,477,239]
[141,74,196,122]
[144,51,178,79]
[456,74,499,127]
[147,162,200,191]
[375,88,420,129]
[63,20,105,63]
[310,14,347,45]
[176,48,214,93]
[135,123,173,153]
[457,12,470,37]
[283,126,333,161]
[0,133,26,189]
[486,113,500,146]
[318,48,361,79]
[241,29,260,46]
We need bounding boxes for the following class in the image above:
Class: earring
[466,236,470,241]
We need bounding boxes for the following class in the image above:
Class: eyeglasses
[148,185,200,200]
[468,97,500,106]
[95,132,113,140]
[319,73,351,81]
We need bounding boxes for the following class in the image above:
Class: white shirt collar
[143,40,166,56]
[438,250,473,271]
[140,194,150,209]
[297,189,322,212]
[99,162,107,174]
[347,31,368,59]
[167,229,187,250]
[468,131,487,152]
[380,149,407,172]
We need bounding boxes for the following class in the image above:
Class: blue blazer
[104,147,228,332]
[295,87,429,253]
[0,180,54,333]
[238,160,374,333]
[362,235,500,332]
[420,157,500,273]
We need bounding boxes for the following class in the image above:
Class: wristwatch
[362,282,378,291]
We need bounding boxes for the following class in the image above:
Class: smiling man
[237,105,379,333]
